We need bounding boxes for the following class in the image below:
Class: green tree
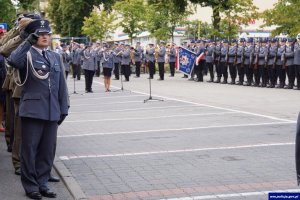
[46,0,115,36]
[113,0,146,45]
[261,0,300,37]
[146,0,192,42]
[82,8,117,42]
[180,0,257,35]
[0,0,16,29]
[185,20,214,40]
[17,0,40,11]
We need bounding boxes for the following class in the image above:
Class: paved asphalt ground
[57,72,300,200]
[1,72,299,200]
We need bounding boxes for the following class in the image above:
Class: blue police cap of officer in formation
[288,38,295,43]
[239,38,246,42]
[222,39,229,43]
[24,19,51,34]
[281,38,287,42]
[247,38,254,43]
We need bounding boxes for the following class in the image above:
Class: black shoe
[169,75,174,77]
[230,81,235,85]
[113,78,119,80]
[157,78,163,81]
[49,176,60,182]
[40,190,57,198]
[207,79,213,83]
[7,146,12,152]
[295,87,300,90]
[221,80,227,84]
[284,85,293,89]
[214,79,221,83]
[26,192,42,200]
[148,77,153,79]
[15,168,21,176]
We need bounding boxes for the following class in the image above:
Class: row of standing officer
[184,36,300,90]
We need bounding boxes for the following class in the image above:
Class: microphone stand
[113,64,131,92]
[144,63,163,103]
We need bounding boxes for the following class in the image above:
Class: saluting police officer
[8,19,69,199]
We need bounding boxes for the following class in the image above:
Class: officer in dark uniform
[266,38,278,88]
[134,42,143,77]
[146,43,155,79]
[236,38,245,85]
[214,39,222,83]
[168,43,176,77]
[205,39,215,82]
[294,34,300,90]
[275,38,287,88]
[284,38,295,89]
[195,40,206,82]
[157,40,166,80]
[220,40,229,84]
[228,39,238,84]
[113,42,121,80]
[8,19,69,199]
[243,38,254,86]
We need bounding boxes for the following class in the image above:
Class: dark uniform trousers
[121,65,130,81]
[96,61,101,77]
[245,64,254,85]
[158,62,165,80]
[220,62,228,81]
[84,69,95,92]
[148,61,155,78]
[206,62,214,81]
[295,65,300,88]
[268,65,276,85]
[236,64,244,84]
[286,65,295,86]
[114,63,120,79]
[5,91,14,150]
[253,66,260,85]
[258,65,268,86]
[215,62,222,80]
[21,117,57,193]
[195,60,205,81]
[169,62,175,76]
[276,65,286,86]
[12,99,21,170]
[72,64,81,80]
[135,61,141,77]
[228,63,237,82]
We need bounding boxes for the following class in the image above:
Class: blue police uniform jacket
[102,51,114,69]
[169,48,176,63]
[81,49,97,71]
[146,48,155,62]
[157,46,166,63]
[7,41,69,121]
[134,47,143,62]
[294,42,300,65]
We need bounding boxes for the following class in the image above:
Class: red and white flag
[195,52,205,65]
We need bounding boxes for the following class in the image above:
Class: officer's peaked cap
[297,34,300,39]
[24,19,51,34]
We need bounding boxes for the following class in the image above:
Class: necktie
[42,50,48,61]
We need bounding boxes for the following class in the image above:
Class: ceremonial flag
[195,52,205,65]
[177,47,196,75]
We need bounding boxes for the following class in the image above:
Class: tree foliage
[261,0,300,37]
[113,0,146,44]
[17,0,40,11]
[46,0,115,36]
[82,8,117,42]
[1,0,16,29]
[146,0,192,42]
[181,0,257,37]
[185,20,215,40]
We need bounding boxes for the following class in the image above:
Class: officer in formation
[157,40,166,80]
[183,36,300,90]
[134,42,143,78]
[4,17,69,199]
[146,43,155,79]
[168,43,176,77]
[121,44,131,81]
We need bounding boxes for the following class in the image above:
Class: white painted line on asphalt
[135,91,296,123]
[58,121,294,138]
[70,94,145,101]
[59,142,294,160]
[64,111,236,123]
[93,81,296,123]
[158,189,300,200]
[68,105,198,114]
[70,100,144,107]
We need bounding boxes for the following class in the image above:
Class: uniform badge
[37,70,44,75]
[42,65,46,69]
